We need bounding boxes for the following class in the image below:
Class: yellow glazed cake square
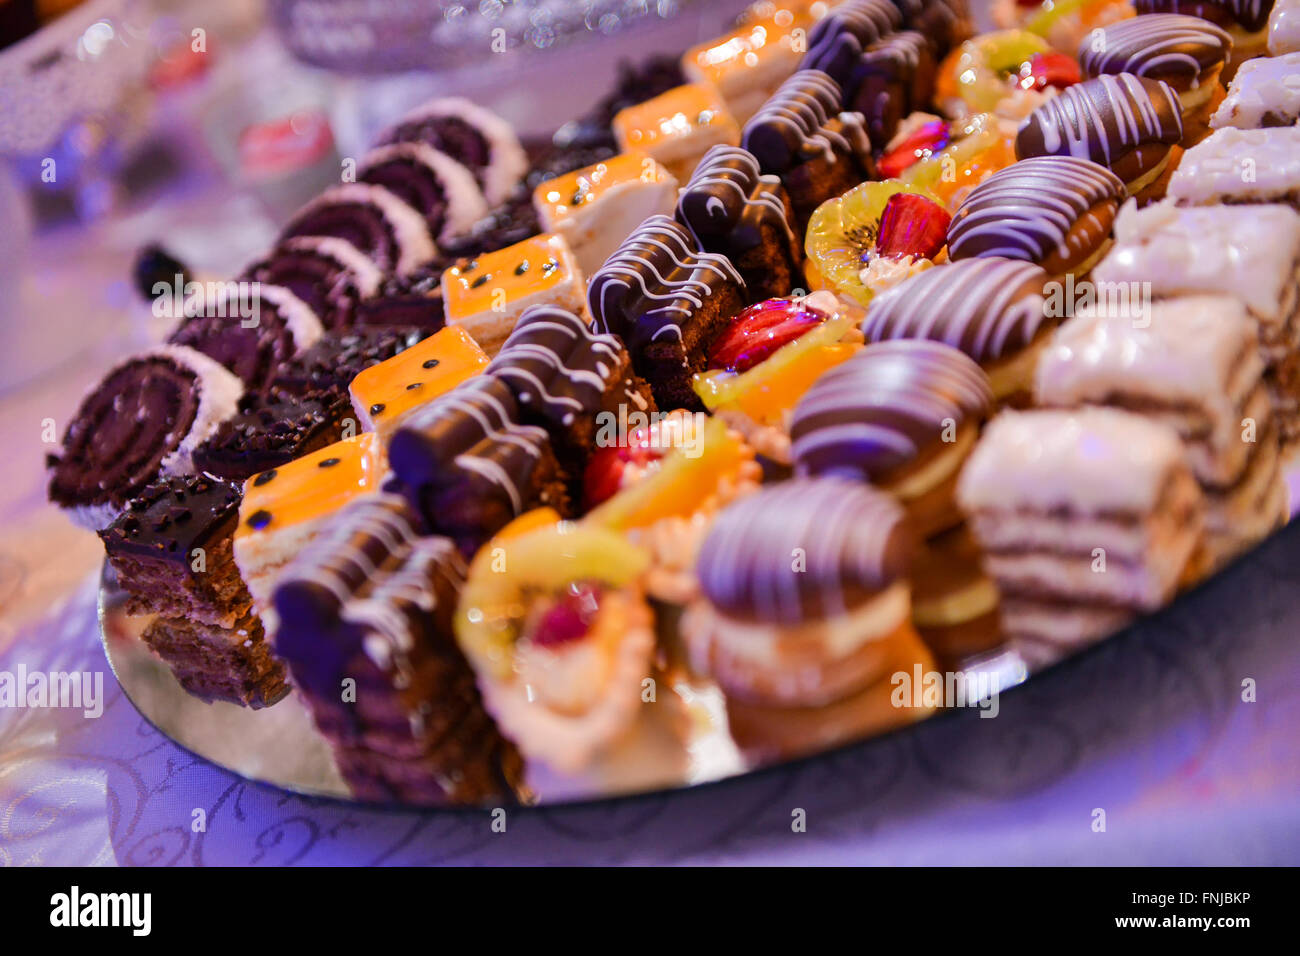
[349,325,489,437]
[681,15,808,122]
[532,153,679,275]
[612,84,741,182]
[440,233,589,355]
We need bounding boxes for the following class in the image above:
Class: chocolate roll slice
[375,96,528,205]
[358,142,488,243]
[47,345,243,529]
[279,183,436,277]
[168,283,323,394]
[244,236,384,330]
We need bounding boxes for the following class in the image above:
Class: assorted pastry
[52,1,1300,803]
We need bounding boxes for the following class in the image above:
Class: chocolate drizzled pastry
[1133,0,1275,33]
[676,145,804,303]
[271,327,431,398]
[1014,74,1184,189]
[387,376,569,556]
[947,156,1126,273]
[696,478,914,625]
[892,0,973,58]
[487,305,655,472]
[100,473,288,709]
[588,214,745,411]
[792,341,993,483]
[168,283,323,393]
[279,183,435,277]
[846,31,938,148]
[191,390,352,482]
[800,0,903,88]
[1080,14,1232,91]
[273,495,523,805]
[742,70,875,231]
[47,345,243,529]
[243,236,383,330]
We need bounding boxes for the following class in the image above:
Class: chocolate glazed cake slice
[676,145,804,303]
[279,183,436,277]
[191,389,353,482]
[273,495,523,805]
[270,326,432,399]
[375,96,529,206]
[100,474,288,709]
[845,31,938,149]
[799,0,903,88]
[243,236,384,330]
[358,142,489,243]
[588,214,746,412]
[47,345,243,529]
[168,283,323,394]
[387,376,569,557]
[486,305,656,476]
[741,69,876,233]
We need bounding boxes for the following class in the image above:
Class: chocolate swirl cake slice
[358,142,488,243]
[168,284,323,394]
[279,183,436,277]
[676,145,804,303]
[375,96,528,206]
[273,494,523,805]
[388,376,569,556]
[243,236,384,330]
[47,345,243,529]
[588,214,745,411]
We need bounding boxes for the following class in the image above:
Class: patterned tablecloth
[2,4,1298,868]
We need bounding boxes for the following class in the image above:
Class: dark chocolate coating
[99,473,241,563]
[47,353,204,516]
[801,0,903,87]
[1014,74,1184,177]
[742,70,872,175]
[696,478,915,624]
[1080,14,1232,91]
[272,327,430,398]
[790,340,993,482]
[1133,0,1274,34]
[947,156,1125,265]
[192,390,350,481]
[847,30,937,148]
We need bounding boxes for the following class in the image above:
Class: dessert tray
[52,0,1300,808]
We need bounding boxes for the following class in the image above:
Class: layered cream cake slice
[957,407,1205,669]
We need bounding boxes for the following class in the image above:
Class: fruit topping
[878,120,951,179]
[582,426,668,510]
[706,298,829,375]
[1017,51,1081,92]
[528,582,604,649]
[875,193,952,261]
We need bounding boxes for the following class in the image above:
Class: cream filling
[885,426,975,502]
[1124,150,1173,198]
[912,575,1000,629]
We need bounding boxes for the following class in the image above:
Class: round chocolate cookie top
[861,257,1051,363]
[1014,74,1184,172]
[1079,14,1232,90]
[790,341,994,482]
[1133,0,1274,34]
[947,156,1126,265]
[696,478,914,625]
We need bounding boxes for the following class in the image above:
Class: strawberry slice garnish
[877,119,951,180]
[1017,51,1081,92]
[530,582,603,649]
[582,426,665,509]
[706,298,827,375]
[875,193,952,261]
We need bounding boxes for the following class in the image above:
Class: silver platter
[98,569,1027,807]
